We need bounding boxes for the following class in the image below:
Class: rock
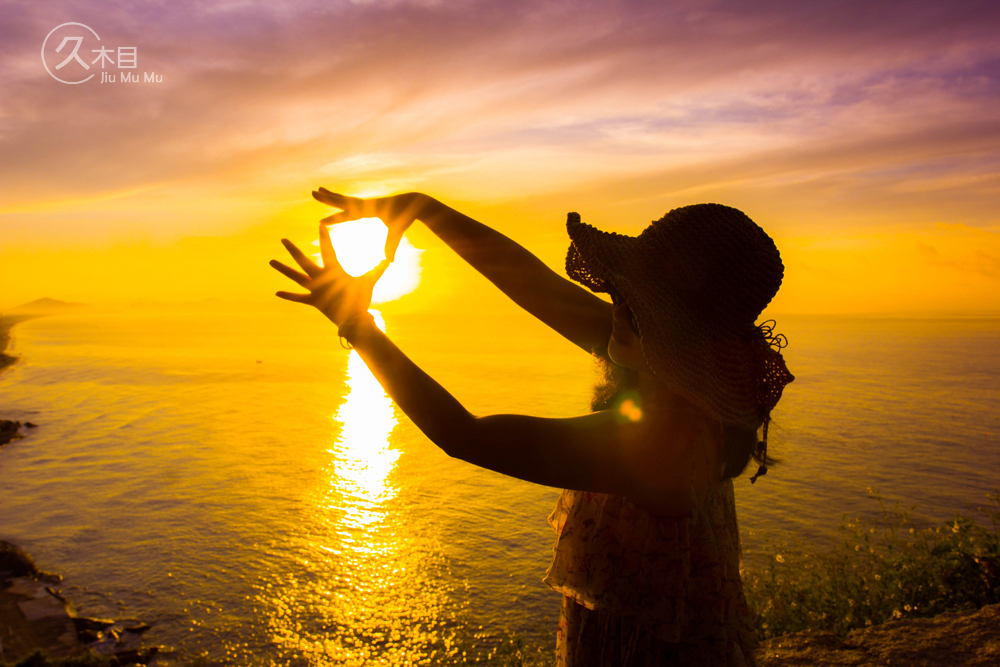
[0,541,61,583]
[757,603,1000,666]
[24,422,38,428]
[4,582,81,659]
[73,616,117,633]
[848,604,1000,666]
[18,588,74,622]
[1,548,155,665]
[77,627,102,644]
[112,646,160,664]
[74,617,127,647]
[44,586,70,605]
[39,571,63,584]
[756,631,868,666]
[5,577,49,598]
[0,540,40,578]
[1,547,154,664]
[17,595,71,622]
[0,420,23,446]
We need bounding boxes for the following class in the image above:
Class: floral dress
[543,478,757,666]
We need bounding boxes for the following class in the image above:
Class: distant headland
[7,297,88,315]
[0,298,88,374]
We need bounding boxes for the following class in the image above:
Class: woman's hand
[270,226,389,326]
[312,188,428,262]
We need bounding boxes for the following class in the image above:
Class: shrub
[743,488,1000,640]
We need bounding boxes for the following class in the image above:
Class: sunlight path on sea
[257,313,459,665]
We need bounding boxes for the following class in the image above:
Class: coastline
[0,314,37,375]
[0,314,65,661]
[1,314,39,446]
[0,314,156,664]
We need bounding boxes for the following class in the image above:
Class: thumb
[384,228,404,263]
[367,259,391,283]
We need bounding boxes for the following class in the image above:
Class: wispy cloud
[3,0,998,207]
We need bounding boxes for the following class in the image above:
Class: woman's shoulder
[621,393,724,517]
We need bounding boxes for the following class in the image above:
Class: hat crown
[644,204,783,331]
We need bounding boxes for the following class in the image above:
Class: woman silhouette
[270,190,793,666]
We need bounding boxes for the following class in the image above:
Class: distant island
[8,297,88,314]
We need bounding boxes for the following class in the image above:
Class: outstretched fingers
[275,290,313,303]
[319,211,358,225]
[281,238,323,277]
[269,259,311,287]
[273,237,390,323]
[313,188,361,208]
[314,188,372,221]
[315,187,387,224]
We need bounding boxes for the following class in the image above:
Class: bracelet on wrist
[337,311,375,349]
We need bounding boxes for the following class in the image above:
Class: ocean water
[1,307,998,664]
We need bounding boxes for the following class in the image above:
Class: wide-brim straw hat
[566,204,793,432]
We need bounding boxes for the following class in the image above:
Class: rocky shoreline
[0,542,159,665]
[755,603,1000,666]
[1,312,159,664]
[0,425,159,664]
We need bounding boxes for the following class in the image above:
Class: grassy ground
[743,488,1000,640]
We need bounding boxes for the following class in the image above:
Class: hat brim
[566,213,637,294]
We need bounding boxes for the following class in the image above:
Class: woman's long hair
[590,352,761,480]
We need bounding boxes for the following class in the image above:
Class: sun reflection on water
[260,312,461,665]
[330,326,400,533]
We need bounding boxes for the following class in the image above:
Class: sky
[1,0,999,314]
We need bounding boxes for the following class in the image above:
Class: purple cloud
[0,0,997,225]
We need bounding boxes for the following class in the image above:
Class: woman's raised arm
[313,189,613,355]
[270,232,717,518]
[346,315,713,518]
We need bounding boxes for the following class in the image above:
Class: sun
[312,218,422,303]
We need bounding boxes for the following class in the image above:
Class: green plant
[743,488,1000,640]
